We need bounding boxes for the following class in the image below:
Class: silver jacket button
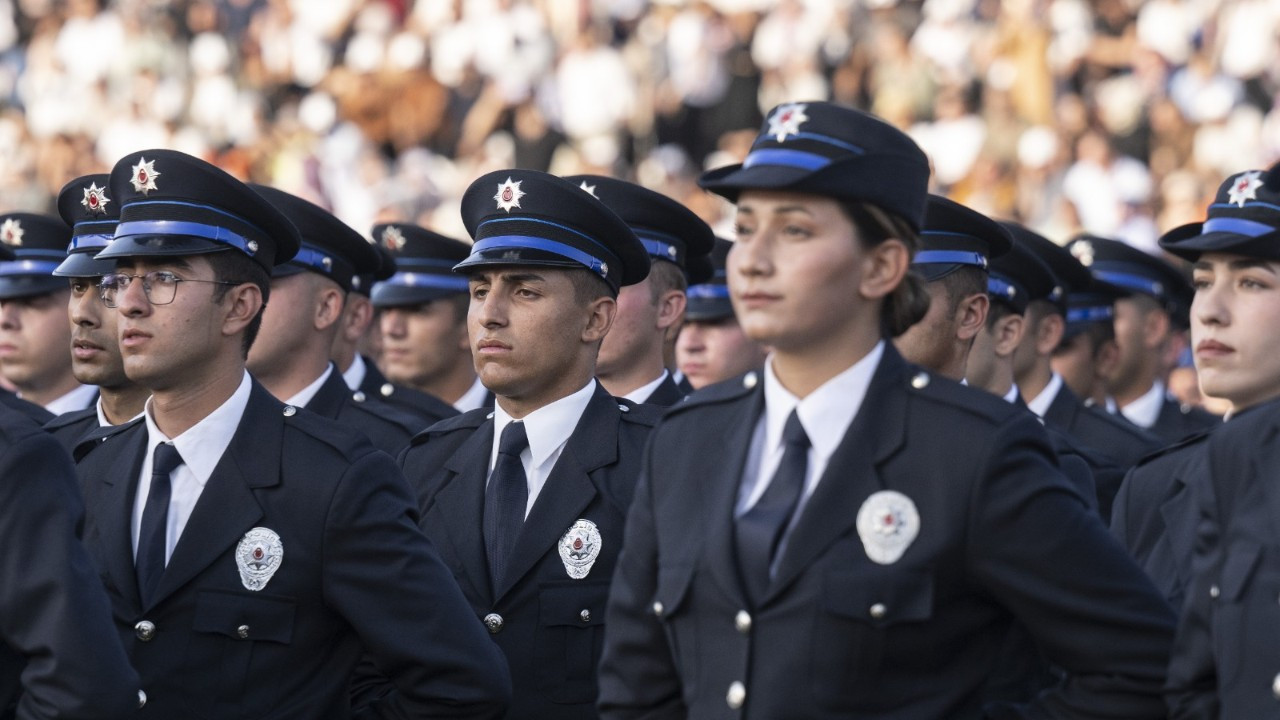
[134,620,156,642]
[580,609,591,623]
[735,610,752,633]
[237,624,250,639]
[726,680,746,709]
[137,690,147,709]
[869,603,887,619]
[652,601,664,617]
[483,613,504,634]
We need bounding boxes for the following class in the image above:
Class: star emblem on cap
[381,225,406,251]
[767,103,809,142]
[579,181,598,198]
[0,218,22,246]
[81,182,110,215]
[130,157,160,195]
[494,177,525,213]
[1228,170,1263,208]
[1070,240,1094,267]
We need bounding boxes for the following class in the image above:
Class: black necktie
[137,442,183,606]
[483,421,529,590]
[736,409,810,604]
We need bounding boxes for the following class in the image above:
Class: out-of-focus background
[0,0,1276,247]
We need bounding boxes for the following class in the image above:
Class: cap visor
[685,297,735,321]
[0,275,69,300]
[52,252,117,278]
[95,235,234,261]
[1161,228,1280,261]
[371,282,466,308]
[698,163,812,202]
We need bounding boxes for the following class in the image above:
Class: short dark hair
[205,250,271,357]
[647,259,687,304]
[986,299,1015,330]
[568,267,614,305]
[838,201,930,337]
[1055,321,1114,358]
[936,266,988,316]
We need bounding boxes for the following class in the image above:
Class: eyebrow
[468,271,546,285]
[1194,258,1279,273]
[120,258,195,273]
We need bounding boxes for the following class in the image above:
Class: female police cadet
[597,102,1175,719]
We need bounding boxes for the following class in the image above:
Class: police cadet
[677,238,768,390]
[1015,228,1162,513]
[598,101,1174,719]
[565,175,715,406]
[0,212,99,415]
[43,174,149,451]
[331,238,392,387]
[247,184,425,456]
[370,169,661,720]
[75,149,510,718]
[1065,235,1219,442]
[1152,164,1280,718]
[371,222,488,414]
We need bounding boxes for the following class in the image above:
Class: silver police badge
[558,519,601,579]
[236,527,283,591]
[856,490,920,565]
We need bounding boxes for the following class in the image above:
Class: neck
[150,360,245,438]
[414,359,479,406]
[1018,358,1053,402]
[497,365,594,420]
[1111,373,1157,409]
[331,341,356,374]
[984,359,1015,399]
[19,373,81,408]
[597,352,667,400]
[771,325,880,399]
[99,384,150,425]
[254,352,330,404]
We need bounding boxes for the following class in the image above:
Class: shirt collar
[455,375,490,413]
[97,396,146,428]
[43,383,98,416]
[1118,380,1165,429]
[1026,372,1064,418]
[1003,383,1020,404]
[623,369,670,404]
[285,364,334,408]
[342,354,367,391]
[762,340,884,460]
[144,371,253,488]
[492,379,596,471]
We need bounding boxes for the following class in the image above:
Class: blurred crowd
[0,0,1277,249]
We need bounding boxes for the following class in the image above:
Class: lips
[72,338,105,360]
[120,328,152,349]
[475,338,511,355]
[1196,339,1235,357]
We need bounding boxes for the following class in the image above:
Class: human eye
[99,273,125,290]
[69,278,90,294]
[149,271,181,286]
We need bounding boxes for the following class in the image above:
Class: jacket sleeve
[0,426,143,720]
[968,416,1176,719]
[324,449,511,719]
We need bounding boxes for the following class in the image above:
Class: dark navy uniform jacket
[1110,431,1211,611]
[74,381,510,719]
[641,374,686,408]
[599,347,1174,719]
[356,355,463,427]
[44,405,99,453]
[304,366,423,456]
[378,383,660,720]
[1044,383,1164,520]
[1148,398,1220,445]
[0,390,52,425]
[1167,401,1280,719]
[0,405,140,720]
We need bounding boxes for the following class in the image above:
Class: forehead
[735,190,841,215]
[1194,252,1280,271]
[116,256,207,274]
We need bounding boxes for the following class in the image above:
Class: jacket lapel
[765,349,910,603]
[145,384,277,609]
[701,379,765,607]
[432,421,496,603]
[93,424,149,611]
[302,365,346,420]
[494,386,616,600]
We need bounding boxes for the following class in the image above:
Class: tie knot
[782,409,810,449]
[499,421,529,457]
[153,442,184,477]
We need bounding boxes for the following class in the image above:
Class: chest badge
[236,527,284,591]
[558,519,602,579]
[856,490,920,565]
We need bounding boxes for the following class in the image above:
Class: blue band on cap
[640,239,679,262]
[1093,269,1163,297]
[126,199,270,238]
[687,283,730,299]
[1067,305,1114,324]
[381,272,469,292]
[1202,216,1276,237]
[478,216,618,264]
[115,220,257,256]
[988,275,1020,302]
[742,148,832,171]
[0,259,62,276]
[470,235,609,279]
[913,250,988,268]
[289,245,337,275]
[395,257,460,271]
[1211,201,1280,214]
[69,233,113,251]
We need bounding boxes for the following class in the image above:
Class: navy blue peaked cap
[685,237,734,321]
[250,184,379,293]
[913,195,1012,282]
[1066,234,1191,324]
[54,173,118,277]
[370,223,472,306]
[1161,162,1280,261]
[0,212,66,299]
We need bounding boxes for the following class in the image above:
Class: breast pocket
[535,581,610,705]
[181,590,296,717]
[811,567,934,706]
[1212,543,1263,689]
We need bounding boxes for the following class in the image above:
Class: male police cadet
[44,174,149,451]
[1065,235,1219,442]
[371,222,489,413]
[1136,164,1280,719]
[0,212,98,415]
[247,184,426,456]
[565,175,714,406]
[677,238,769,390]
[599,101,1174,719]
[75,149,511,718]
[360,169,661,720]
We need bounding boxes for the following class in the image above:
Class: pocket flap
[539,581,610,627]
[193,590,296,643]
[823,567,933,625]
[653,562,696,618]
[1219,544,1262,601]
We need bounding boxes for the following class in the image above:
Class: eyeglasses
[98,270,242,308]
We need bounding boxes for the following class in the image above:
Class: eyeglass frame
[97,270,244,308]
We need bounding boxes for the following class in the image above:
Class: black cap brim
[454,250,598,279]
[0,275,70,299]
[96,235,238,262]
[1160,223,1280,262]
[53,251,117,277]
[685,297,735,321]
[371,282,467,307]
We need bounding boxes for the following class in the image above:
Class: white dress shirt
[455,375,490,413]
[1003,383,1021,404]
[96,396,146,428]
[489,379,596,519]
[342,354,368,391]
[131,371,253,563]
[284,364,334,408]
[1026,372,1064,418]
[1116,380,1165,429]
[623,369,670,405]
[737,341,884,526]
[42,383,99,416]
